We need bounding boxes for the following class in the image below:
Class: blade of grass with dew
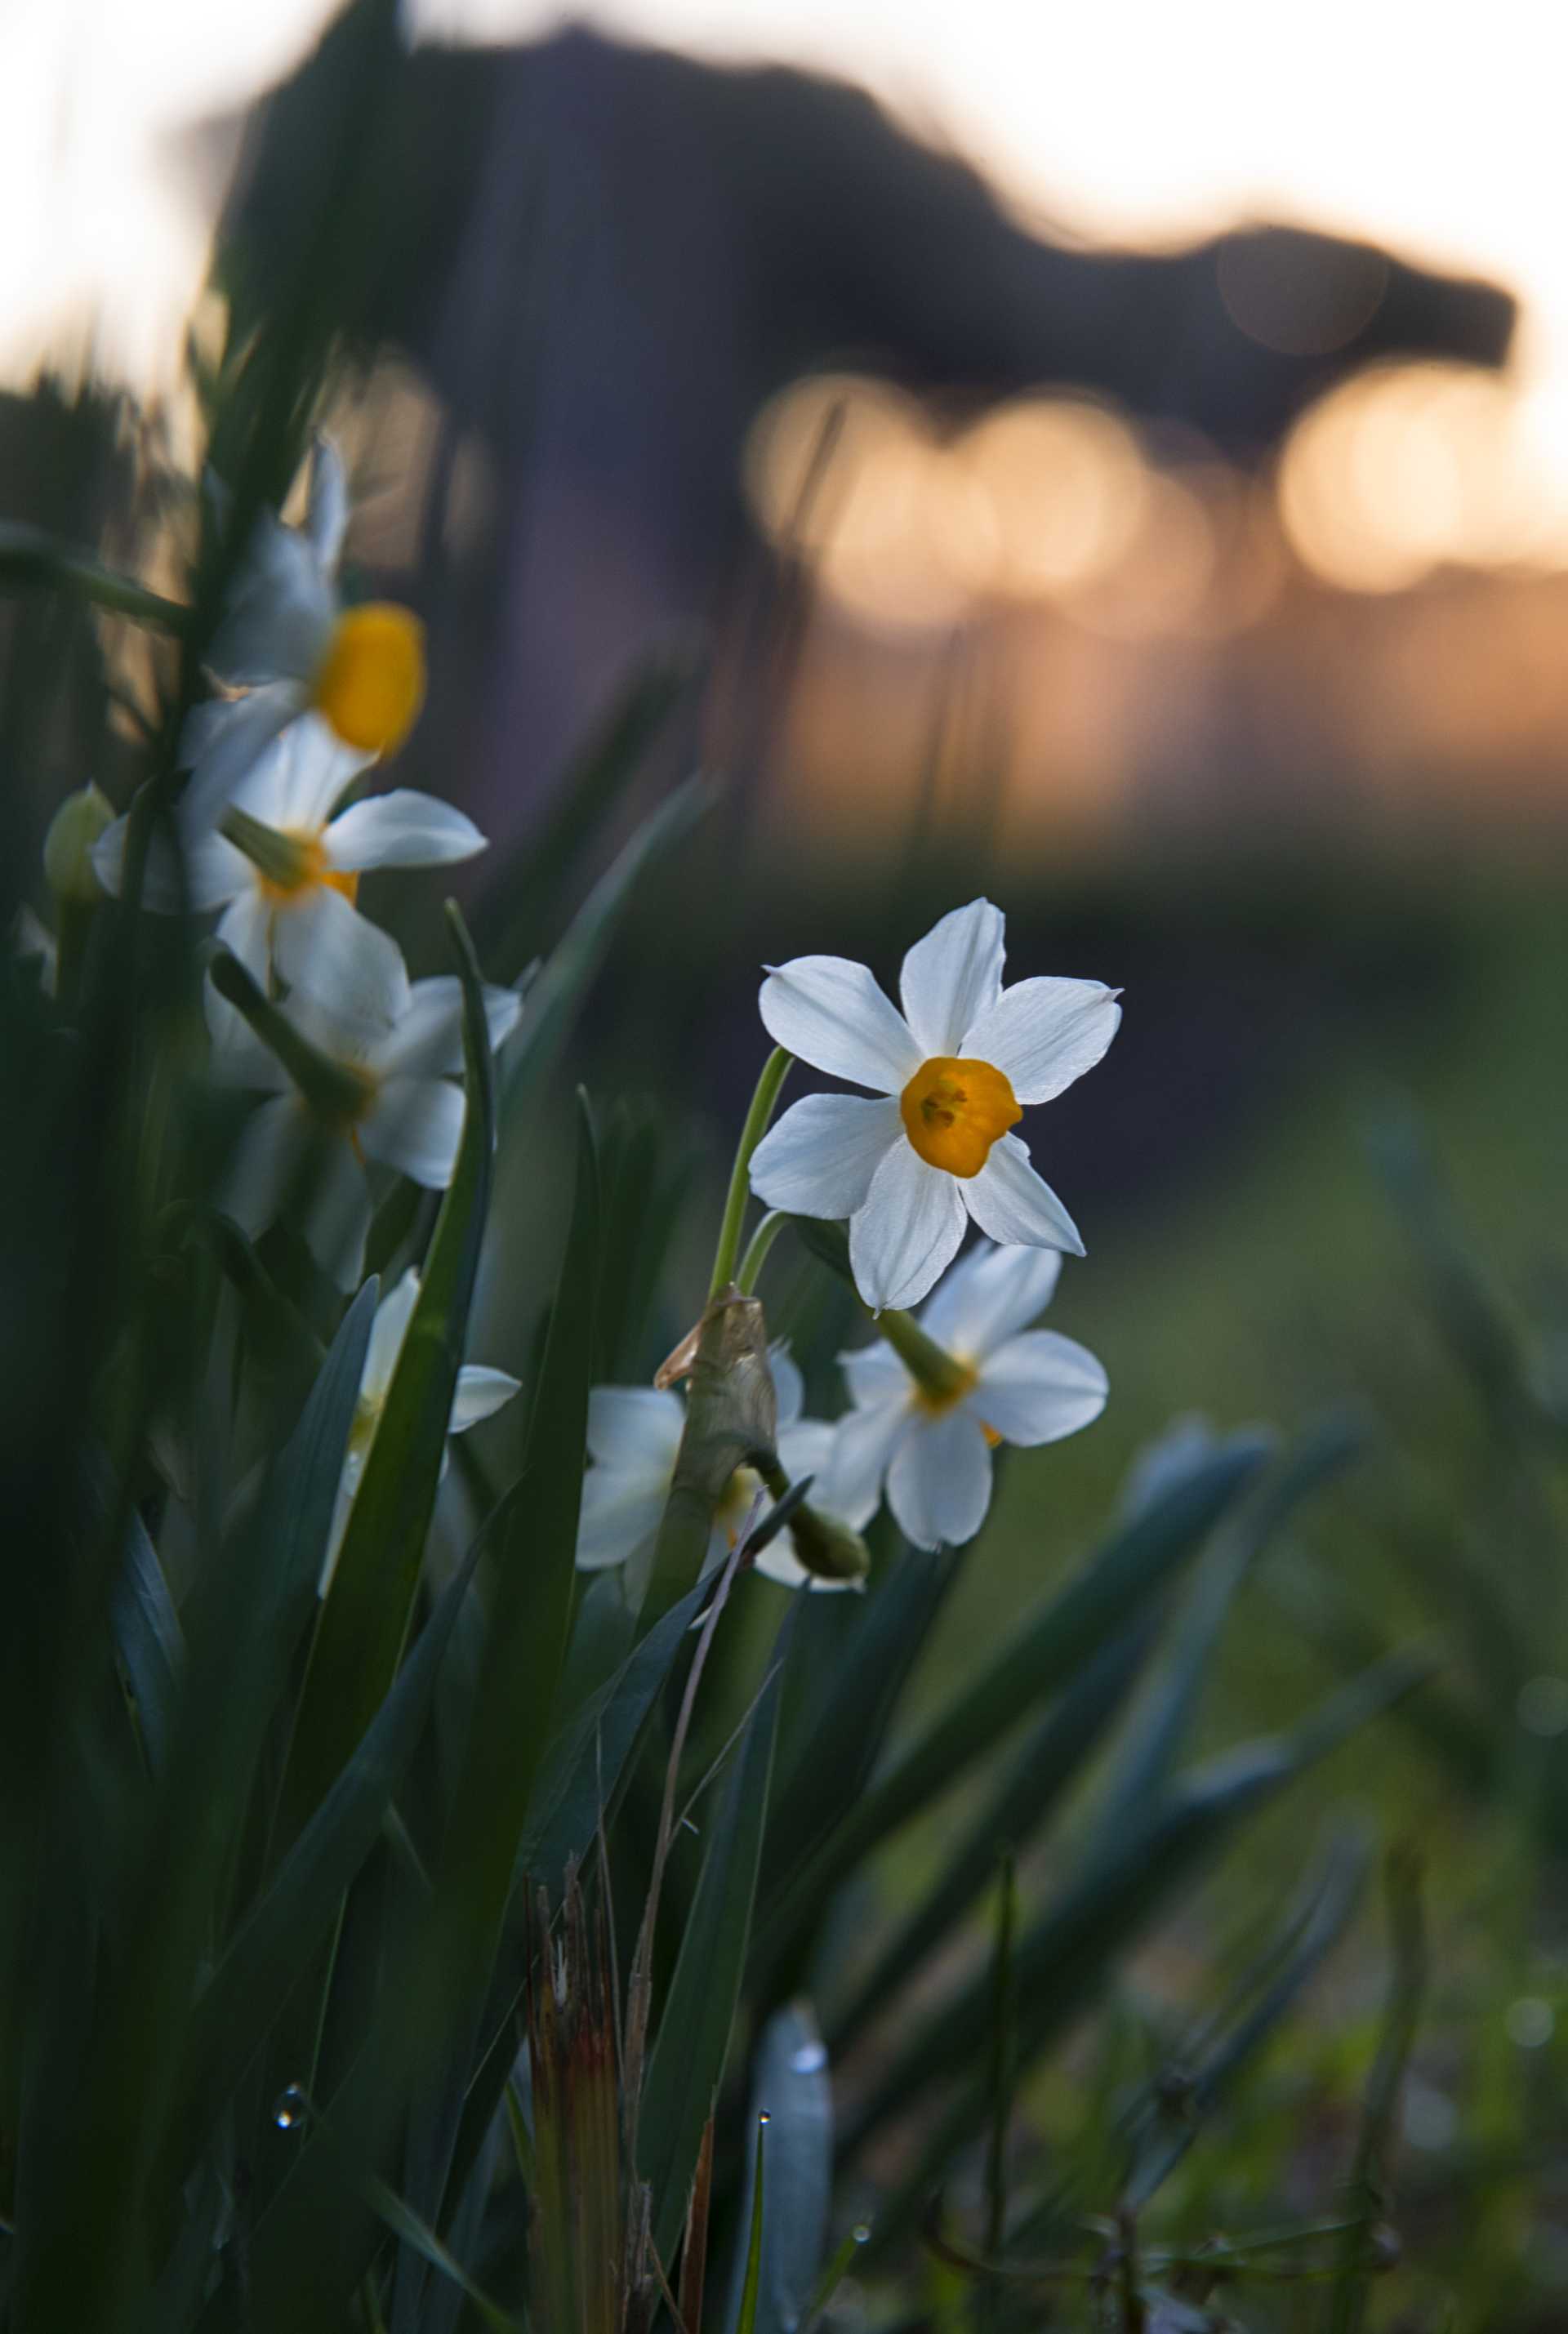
[161,1526,488,2171]
[721,2006,833,2334]
[733,2115,769,2334]
[639,1610,792,2265]
[9,1278,378,2330]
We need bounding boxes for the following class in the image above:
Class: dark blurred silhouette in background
[219,8,1515,840]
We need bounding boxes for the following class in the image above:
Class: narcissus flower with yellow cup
[93,717,485,1026]
[748,898,1121,1312]
[321,1266,520,1593]
[181,437,428,823]
[576,1346,866,1594]
[836,1239,1108,1549]
[206,962,521,1289]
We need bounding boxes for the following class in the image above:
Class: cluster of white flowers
[578,899,1118,1575]
[95,437,526,1556]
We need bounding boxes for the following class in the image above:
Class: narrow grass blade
[271,906,496,1862]
[639,1615,791,2265]
[826,1619,1156,2053]
[165,1531,485,2164]
[8,1280,378,2329]
[106,1488,185,1780]
[763,1437,1271,1951]
[1095,1415,1364,1837]
[849,1650,1430,2235]
[723,2007,832,2334]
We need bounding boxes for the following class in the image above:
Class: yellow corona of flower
[748,899,1122,1312]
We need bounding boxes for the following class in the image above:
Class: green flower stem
[873,1303,973,1405]
[707,1048,792,1299]
[208,949,371,1123]
[735,1209,786,1294]
[222,806,314,890]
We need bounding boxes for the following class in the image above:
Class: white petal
[973,1330,1108,1445]
[888,1409,993,1548]
[325,791,487,871]
[205,973,292,1090]
[220,1094,308,1236]
[960,978,1121,1107]
[305,436,350,572]
[216,889,275,991]
[358,1076,466,1187]
[273,885,410,1027]
[748,1094,900,1219]
[448,1365,523,1432]
[839,1338,910,1410]
[301,1139,374,1290]
[363,1267,421,1401]
[209,516,335,685]
[964,1135,1085,1257]
[849,1140,966,1313]
[91,814,247,914]
[370,977,519,1078]
[898,898,1006,1056]
[586,1386,685,1468]
[232,714,370,833]
[921,1239,1062,1359]
[777,1418,834,1487]
[768,1344,805,1431]
[808,1398,911,1528]
[179,685,308,830]
[758,957,921,1094]
[576,1465,671,1571]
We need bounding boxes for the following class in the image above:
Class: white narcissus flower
[576,1347,863,1594]
[748,898,1120,1313]
[322,1267,521,1593]
[92,717,485,1024]
[835,1240,1108,1550]
[181,438,427,822]
[208,969,521,1289]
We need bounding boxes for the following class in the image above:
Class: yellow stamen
[256,833,360,908]
[310,602,426,755]
[913,1358,979,1419]
[899,1055,1021,1178]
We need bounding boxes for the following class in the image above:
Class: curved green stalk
[708,1048,792,1298]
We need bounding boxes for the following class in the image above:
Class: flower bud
[42,783,114,905]
[785,1500,870,1586]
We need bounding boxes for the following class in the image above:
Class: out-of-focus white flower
[833,1240,1107,1550]
[748,898,1120,1313]
[14,905,57,995]
[93,717,484,1024]
[209,968,521,1289]
[182,438,427,822]
[322,1266,520,1593]
[576,1346,863,1593]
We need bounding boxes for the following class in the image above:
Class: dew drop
[757,2110,772,2127]
[791,2039,828,2074]
[852,2223,871,2245]
[274,2083,310,2131]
